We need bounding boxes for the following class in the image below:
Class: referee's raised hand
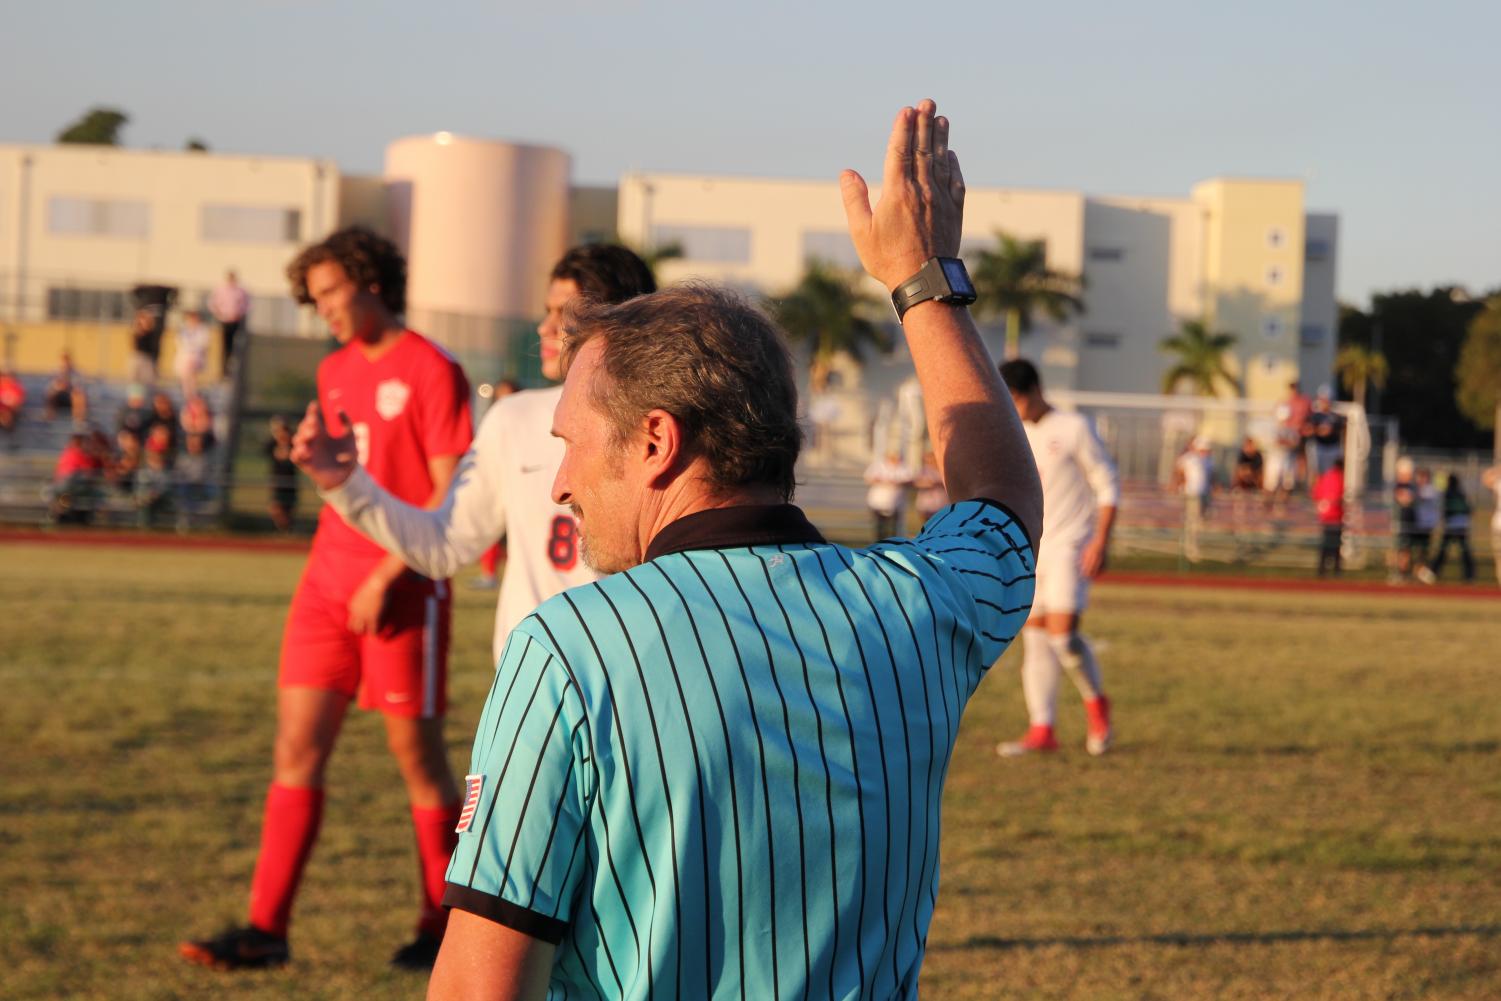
[291,400,358,491]
[840,98,964,292]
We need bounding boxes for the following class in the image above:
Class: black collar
[644,504,826,562]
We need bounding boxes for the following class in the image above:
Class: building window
[1262,316,1286,339]
[1265,226,1287,250]
[1084,331,1121,348]
[1305,239,1331,262]
[1087,247,1125,262]
[801,230,862,270]
[651,224,751,264]
[1299,324,1326,347]
[47,197,150,238]
[202,205,302,243]
[46,287,131,321]
[1266,265,1284,287]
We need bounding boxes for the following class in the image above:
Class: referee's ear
[639,408,685,485]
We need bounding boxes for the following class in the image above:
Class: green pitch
[3,543,1498,1000]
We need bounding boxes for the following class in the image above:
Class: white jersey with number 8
[324,384,598,666]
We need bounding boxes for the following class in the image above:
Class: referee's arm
[428,910,553,1001]
[841,99,1042,546]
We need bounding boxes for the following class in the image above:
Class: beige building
[617,172,1339,405]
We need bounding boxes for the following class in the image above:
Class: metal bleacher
[0,371,234,529]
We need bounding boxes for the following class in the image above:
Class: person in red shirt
[1313,458,1345,577]
[181,227,473,972]
[0,366,26,441]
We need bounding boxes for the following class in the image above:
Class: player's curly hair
[562,283,802,501]
[286,226,407,315]
[550,244,656,305]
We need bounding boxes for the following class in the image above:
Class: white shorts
[1034,538,1089,615]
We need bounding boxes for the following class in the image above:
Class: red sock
[412,801,462,937]
[247,783,325,936]
[480,543,501,578]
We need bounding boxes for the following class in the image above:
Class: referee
[429,99,1043,1001]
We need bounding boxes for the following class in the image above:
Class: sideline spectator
[44,352,78,420]
[265,415,297,532]
[174,309,212,399]
[1175,435,1214,562]
[0,367,25,445]
[175,431,216,530]
[864,448,913,539]
[1270,381,1312,491]
[1313,458,1345,576]
[1307,387,1344,480]
[1483,465,1501,584]
[136,424,175,527]
[1412,467,1440,583]
[112,428,143,496]
[147,392,180,461]
[1391,457,1420,582]
[209,270,250,378]
[49,431,105,524]
[1425,473,1475,582]
[117,385,152,438]
[181,393,215,443]
[912,448,949,522]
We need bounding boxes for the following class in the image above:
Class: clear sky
[2,0,1496,306]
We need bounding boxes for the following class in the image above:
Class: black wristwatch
[891,257,977,320]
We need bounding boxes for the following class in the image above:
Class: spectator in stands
[1313,457,1345,577]
[112,428,143,496]
[912,448,949,524]
[864,448,913,539]
[1391,457,1420,582]
[0,367,25,446]
[1424,472,1475,583]
[44,352,79,421]
[1175,435,1214,563]
[130,307,163,387]
[180,393,215,445]
[1307,387,1344,481]
[147,392,180,461]
[175,309,212,399]
[266,415,297,533]
[49,431,105,524]
[1271,380,1312,491]
[209,270,250,378]
[117,385,152,439]
[175,431,217,530]
[1483,465,1501,584]
[136,424,176,527]
[1233,436,1264,492]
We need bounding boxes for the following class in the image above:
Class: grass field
[3,541,1499,1000]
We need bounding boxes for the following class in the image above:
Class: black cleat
[178,925,290,970]
[390,931,444,971]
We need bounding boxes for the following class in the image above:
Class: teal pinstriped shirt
[445,500,1035,1000]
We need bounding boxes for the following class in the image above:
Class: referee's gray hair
[562,283,803,501]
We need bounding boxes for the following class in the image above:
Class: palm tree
[1160,319,1241,396]
[771,260,891,392]
[1333,343,1388,411]
[969,231,1085,360]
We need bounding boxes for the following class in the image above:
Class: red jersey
[313,330,472,564]
[1313,468,1345,525]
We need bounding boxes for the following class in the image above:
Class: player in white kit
[996,359,1120,756]
[292,245,657,662]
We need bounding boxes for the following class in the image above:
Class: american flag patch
[456,774,484,833]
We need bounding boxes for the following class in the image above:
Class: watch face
[940,258,975,297]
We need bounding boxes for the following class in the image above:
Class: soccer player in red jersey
[180,227,473,972]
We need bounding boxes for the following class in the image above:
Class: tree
[57,107,129,145]
[1455,297,1501,431]
[1160,319,1240,396]
[969,231,1084,360]
[771,259,891,392]
[1333,343,1389,411]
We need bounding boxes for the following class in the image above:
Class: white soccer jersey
[1024,408,1120,548]
[324,385,597,664]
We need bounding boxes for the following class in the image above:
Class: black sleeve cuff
[443,882,569,945]
[969,497,1037,556]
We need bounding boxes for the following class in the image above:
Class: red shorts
[278,560,451,718]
